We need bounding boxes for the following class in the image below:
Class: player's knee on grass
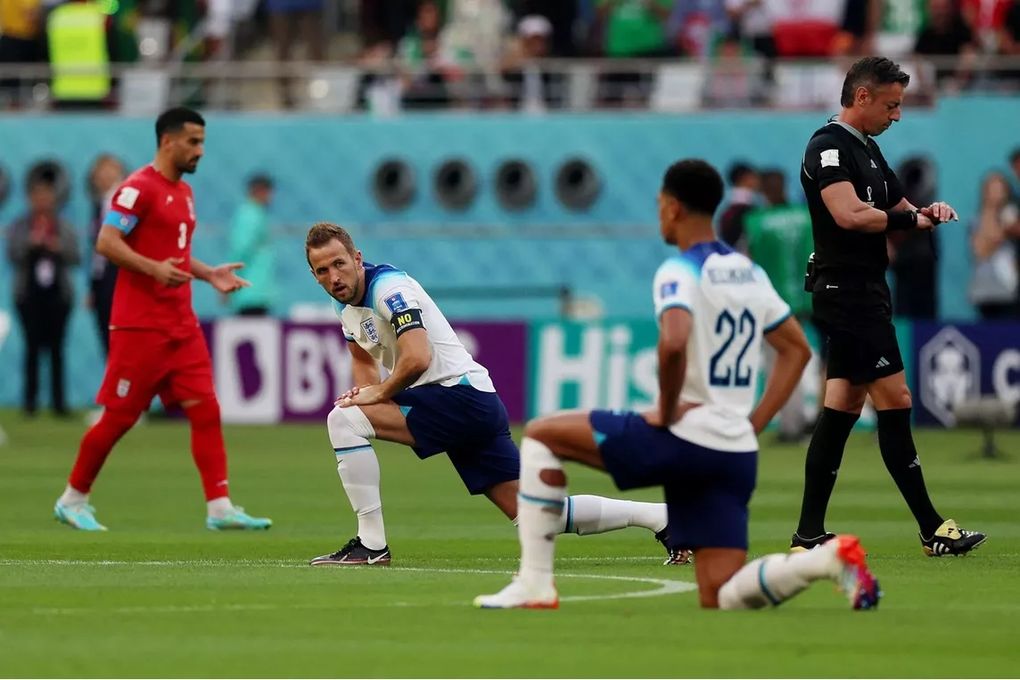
[695,549,746,610]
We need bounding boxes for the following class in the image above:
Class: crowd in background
[3,156,276,417]
[3,0,1020,109]
[714,147,1020,325]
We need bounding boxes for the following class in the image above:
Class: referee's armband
[390,308,424,337]
[884,209,917,232]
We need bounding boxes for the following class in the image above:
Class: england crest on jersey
[361,319,380,344]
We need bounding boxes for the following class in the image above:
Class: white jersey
[336,263,495,392]
[653,241,791,451]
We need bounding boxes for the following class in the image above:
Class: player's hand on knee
[335,385,360,404]
[336,384,387,408]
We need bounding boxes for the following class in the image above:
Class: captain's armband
[391,308,424,337]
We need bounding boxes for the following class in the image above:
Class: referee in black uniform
[793,57,985,557]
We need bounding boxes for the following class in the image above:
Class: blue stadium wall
[0,96,1017,408]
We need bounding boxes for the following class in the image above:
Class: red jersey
[105,165,198,332]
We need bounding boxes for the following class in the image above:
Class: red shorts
[96,326,216,413]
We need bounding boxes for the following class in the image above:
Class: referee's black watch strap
[884,209,917,232]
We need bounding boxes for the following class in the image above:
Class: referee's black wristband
[884,210,917,232]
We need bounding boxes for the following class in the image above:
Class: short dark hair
[1010,147,1020,165]
[29,166,58,189]
[662,159,724,217]
[840,56,910,108]
[727,161,756,187]
[248,173,274,191]
[306,222,357,266]
[155,107,205,145]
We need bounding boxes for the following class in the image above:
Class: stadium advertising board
[206,318,527,423]
[528,320,661,417]
[912,322,1020,427]
[527,319,913,428]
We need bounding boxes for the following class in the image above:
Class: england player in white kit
[475,159,882,610]
[303,223,680,566]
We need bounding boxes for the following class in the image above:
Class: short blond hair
[305,222,357,266]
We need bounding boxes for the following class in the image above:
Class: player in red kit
[53,108,271,531]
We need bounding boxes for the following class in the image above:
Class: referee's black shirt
[800,120,905,281]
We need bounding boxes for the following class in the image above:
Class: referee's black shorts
[811,278,903,385]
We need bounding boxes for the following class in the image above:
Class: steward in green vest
[47,0,110,103]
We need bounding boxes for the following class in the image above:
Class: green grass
[1,412,1018,677]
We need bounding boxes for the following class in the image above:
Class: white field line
[0,560,696,612]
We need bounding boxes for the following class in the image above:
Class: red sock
[185,399,229,501]
[68,409,139,493]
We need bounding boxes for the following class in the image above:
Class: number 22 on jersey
[709,308,756,387]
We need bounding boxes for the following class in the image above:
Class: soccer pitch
[1,413,1018,678]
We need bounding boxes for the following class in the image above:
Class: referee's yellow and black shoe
[789,532,836,553]
[920,519,987,557]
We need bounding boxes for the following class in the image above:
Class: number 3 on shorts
[178,223,187,249]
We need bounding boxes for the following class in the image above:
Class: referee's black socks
[877,407,944,537]
[796,407,859,538]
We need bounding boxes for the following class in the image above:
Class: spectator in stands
[268,0,326,108]
[397,0,452,109]
[0,0,46,108]
[6,168,80,417]
[508,0,580,56]
[85,153,125,355]
[888,157,939,319]
[969,171,1020,318]
[501,14,565,112]
[440,0,512,105]
[835,0,881,55]
[998,2,1020,88]
[914,0,978,92]
[227,174,276,316]
[702,31,762,107]
[877,0,929,56]
[961,0,1012,52]
[596,0,676,107]
[670,0,729,58]
[726,0,777,61]
[718,161,760,251]
[360,0,416,48]
[1011,147,1020,191]
[770,0,846,57]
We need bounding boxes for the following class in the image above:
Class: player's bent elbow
[95,230,115,258]
[405,349,432,377]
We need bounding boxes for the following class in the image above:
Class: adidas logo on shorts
[875,357,890,369]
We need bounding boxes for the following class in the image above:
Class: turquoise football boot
[206,506,272,531]
[54,502,108,531]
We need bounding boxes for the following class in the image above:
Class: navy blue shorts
[590,409,757,551]
[392,383,520,495]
